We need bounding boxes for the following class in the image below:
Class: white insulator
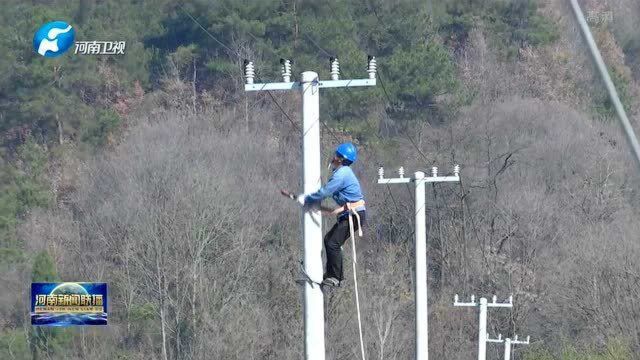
[367,56,377,79]
[514,335,519,342]
[330,58,340,80]
[454,164,460,177]
[471,295,475,303]
[508,295,513,304]
[492,295,497,304]
[244,61,255,84]
[398,166,404,178]
[454,294,459,303]
[281,59,292,83]
[378,167,384,179]
[431,166,438,177]
[498,334,502,340]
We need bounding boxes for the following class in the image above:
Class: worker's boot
[322,277,340,287]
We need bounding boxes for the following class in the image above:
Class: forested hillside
[2,0,640,359]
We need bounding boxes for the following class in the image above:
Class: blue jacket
[305,166,365,219]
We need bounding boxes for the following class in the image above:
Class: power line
[297,4,427,222]
[376,70,432,165]
[458,176,484,260]
[339,4,511,343]
[190,3,383,204]
[322,0,433,165]
[266,90,299,130]
[329,3,488,311]
[180,0,430,171]
[357,0,434,165]
[181,1,411,223]
[305,3,432,217]
[303,33,333,58]
[299,34,409,219]
[179,3,329,156]
[177,4,239,57]
[349,2,486,261]
[364,0,386,27]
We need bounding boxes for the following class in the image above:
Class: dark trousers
[324,211,366,281]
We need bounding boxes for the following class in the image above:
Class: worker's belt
[332,200,365,237]
[330,200,366,215]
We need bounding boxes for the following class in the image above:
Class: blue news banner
[31,282,108,326]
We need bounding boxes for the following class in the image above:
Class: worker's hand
[296,194,306,206]
[302,199,325,213]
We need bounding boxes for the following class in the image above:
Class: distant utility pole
[485,333,505,359]
[485,333,531,360]
[503,335,530,360]
[378,166,460,360]
[244,57,377,360]
[453,295,514,360]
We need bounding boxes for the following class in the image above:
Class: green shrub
[0,138,51,247]
[81,108,122,147]
[31,250,58,282]
[592,66,633,119]
[523,338,632,360]
[486,0,559,59]
[0,329,30,360]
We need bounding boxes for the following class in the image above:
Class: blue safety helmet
[336,142,357,164]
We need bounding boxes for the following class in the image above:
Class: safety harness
[330,200,365,237]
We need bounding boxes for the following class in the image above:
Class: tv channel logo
[33,21,76,58]
[33,21,126,57]
[31,282,108,326]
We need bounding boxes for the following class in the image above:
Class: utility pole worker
[299,142,366,287]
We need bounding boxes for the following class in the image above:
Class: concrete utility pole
[503,335,530,360]
[378,166,460,360]
[484,333,531,360]
[453,295,514,360]
[244,57,377,360]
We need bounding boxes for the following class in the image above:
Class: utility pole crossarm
[244,57,377,92]
[316,79,376,88]
[486,295,513,308]
[510,335,531,345]
[453,294,478,307]
[378,165,460,184]
[486,334,504,344]
[245,82,301,91]
[244,79,376,92]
